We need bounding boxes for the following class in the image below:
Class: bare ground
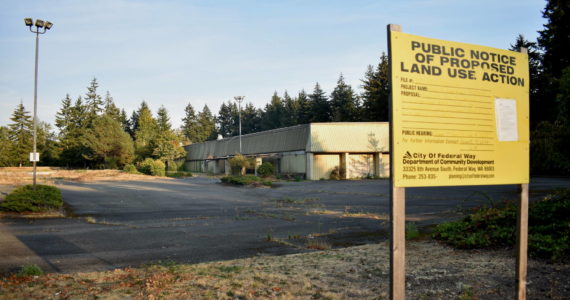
[0,167,162,186]
[1,240,568,299]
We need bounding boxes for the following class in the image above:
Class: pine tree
[7,103,33,167]
[538,0,570,79]
[84,78,103,125]
[194,105,216,142]
[103,91,121,122]
[360,53,390,121]
[296,90,311,125]
[510,35,546,128]
[58,96,90,167]
[36,122,59,166]
[134,101,158,159]
[120,109,130,134]
[241,103,262,134]
[308,83,331,123]
[55,94,73,136]
[151,106,186,166]
[83,115,135,168]
[217,101,239,137]
[156,106,172,133]
[330,74,359,122]
[261,92,284,130]
[0,126,10,167]
[181,103,200,143]
[282,91,299,127]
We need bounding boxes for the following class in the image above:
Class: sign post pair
[387,24,530,299]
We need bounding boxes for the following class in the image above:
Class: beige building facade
[184,122,390,180]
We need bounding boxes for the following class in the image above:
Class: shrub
[257,162,275,177]
[329,166,341,180]
[166,160,178,172]
[0,185,63,213]
[220,175,272,186]
[433,189,570,261]
[137,158,165,176]
[137,158,155,175]
[123,163,140,174]
[229,154,253,175]
[17,264,44,277]
[151,160,166,176]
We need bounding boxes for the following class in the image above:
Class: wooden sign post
[387,24,530,299]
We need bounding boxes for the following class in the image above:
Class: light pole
[25,18,53,188]
[234,96,245,153]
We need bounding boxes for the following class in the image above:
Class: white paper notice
[495,98,518,142]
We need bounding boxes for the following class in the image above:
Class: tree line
[0,0,567,174]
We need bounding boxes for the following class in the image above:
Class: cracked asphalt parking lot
[1,176,569,274]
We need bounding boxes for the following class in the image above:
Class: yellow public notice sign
[389,30,529,187]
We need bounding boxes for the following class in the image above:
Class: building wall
[184,122,390,179]
[313,154,340,180]
[348,154,374,178]
[280,151,306,174]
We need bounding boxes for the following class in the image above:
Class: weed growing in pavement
[406,222,420,240]
[17,264,44,277]
[305,239,332,250]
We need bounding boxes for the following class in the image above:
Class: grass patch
[406,222,420,240]
[306,239,332,250]
[166,171,193,178]
[17,264,44,277]
[220,175,272,187]
[433,189,570,261]
[0,185,63,213]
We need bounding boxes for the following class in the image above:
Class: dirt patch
[1,241,567,299]
[0,167,164,186]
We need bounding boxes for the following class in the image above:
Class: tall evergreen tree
[36,122,59,166]
[217,101,239,137]
[55,94,73,136]
[156,106,172,133]
[134,101,158,159]
[330,74,359,122]
[510,35,545,128]
[0,126,10,167]
[282,91,299,127]
[261,92,284,130]
[296,90,311,125]
[538,0,570,79]
[308,83,331,122]
[58,96,90,167]
[181,103,200,143]
[535,0,570,126]
[360,53,390,121]
[83,114,135,168]
[194,105,216,142]
[119,109,130,134]
[103,91,121,122]
[84,78,103,125]
[7,103,33,167]
[241,103,262,134]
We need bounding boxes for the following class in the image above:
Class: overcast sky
[0,0,546,128]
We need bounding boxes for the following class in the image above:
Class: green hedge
[0,185,63,213]
[433,189,570,261]
[257,162,275,177]
[137,158,166,176]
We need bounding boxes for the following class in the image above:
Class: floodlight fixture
[45,21,53,30]
[35,19,45,28]
[24,18,33,27]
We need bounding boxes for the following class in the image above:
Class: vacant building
[184,122,390,180]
